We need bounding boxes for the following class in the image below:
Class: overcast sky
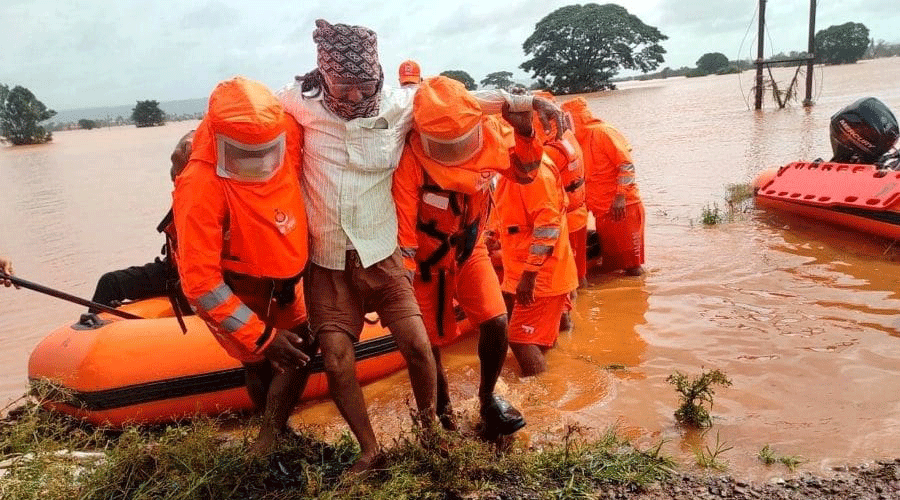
[2,0,898,110]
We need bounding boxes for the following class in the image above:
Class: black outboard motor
[829,97,899,164]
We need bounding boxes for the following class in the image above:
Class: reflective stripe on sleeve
[620,163,635,173]
[221,303,254,333]
[533,226,561,239]
[197,282,233,312]
[618,175,635,185]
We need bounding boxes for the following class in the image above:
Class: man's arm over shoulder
[276,81,307,122]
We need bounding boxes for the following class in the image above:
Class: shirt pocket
[348,117,401,172]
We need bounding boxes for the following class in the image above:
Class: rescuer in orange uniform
[172,76,315,453]
[488,134,579,376]
[392,76,542,436]
[524,91,587,332]
[532,93,588,288]
[562,97,645,276]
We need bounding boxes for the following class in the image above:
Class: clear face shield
[215,132,286,182]
[419,123,484,166]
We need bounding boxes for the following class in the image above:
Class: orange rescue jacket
[491,158,578,297]
[173,115,307,360]
[562,98,641,216]
[393,116,543,278]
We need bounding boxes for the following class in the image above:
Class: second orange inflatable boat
[754,161,900,241]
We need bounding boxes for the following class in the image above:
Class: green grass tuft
[758,444,805,472]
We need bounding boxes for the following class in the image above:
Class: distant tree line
[47,110,204,132]
[614,20,898,83]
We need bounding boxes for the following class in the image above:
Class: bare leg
[432,347,455,430]
[318,329,379,473]
[478,314,525,437]
[250,366,311,456]
[243,360,274,412]
[249,322,318,456]
[384,315,437,420]
[510,343,547,376]
[477,315,508,403]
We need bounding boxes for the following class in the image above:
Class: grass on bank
[0,398,675,500]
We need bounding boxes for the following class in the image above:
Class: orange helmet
[413,76,484,166]
[206,77,288,182]
[398,60,421,85]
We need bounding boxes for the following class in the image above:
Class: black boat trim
[31,335,399,412]
[827,205,900,226]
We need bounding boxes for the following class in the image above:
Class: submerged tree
[439,70,477,90]
[0,84,57,145]
[815,22,870,65]
[695,52,730,75]
[131,100,165,128]
[78,119,99,130]
[521,3,667,94]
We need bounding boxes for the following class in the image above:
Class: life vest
[414,171,490,281]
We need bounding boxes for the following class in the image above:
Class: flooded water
[3,58,900,479]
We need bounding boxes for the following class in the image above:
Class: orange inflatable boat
[753,162,900,241]
[28,298,408,427]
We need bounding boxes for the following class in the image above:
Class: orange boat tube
[754,162,900,241]
[28,298,406,427]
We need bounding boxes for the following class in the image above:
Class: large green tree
[0,84,56,145]
[480,71,515,90]
[131,100,165,127]
[815,22,870,65]
[521,3,667,94]
[439,70,477,90]
[695,52,729,74]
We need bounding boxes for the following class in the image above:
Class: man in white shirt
[278,19,565,473]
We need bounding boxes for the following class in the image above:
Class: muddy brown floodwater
[2,58,900,481]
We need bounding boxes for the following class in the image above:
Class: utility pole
[803,0,817,106]
[754,0,767,110]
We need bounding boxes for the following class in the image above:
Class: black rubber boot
[480,395,525,438]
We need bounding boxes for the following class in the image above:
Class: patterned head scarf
[313,19,383,120]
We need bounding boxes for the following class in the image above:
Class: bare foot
[346,450,381,475]
[249,427,278,457]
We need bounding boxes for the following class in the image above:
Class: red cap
[398,60,421,84]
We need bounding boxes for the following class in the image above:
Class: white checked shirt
[277,82,532,270]
[278,83,415,269]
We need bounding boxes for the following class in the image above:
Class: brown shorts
[305,248,422,339]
